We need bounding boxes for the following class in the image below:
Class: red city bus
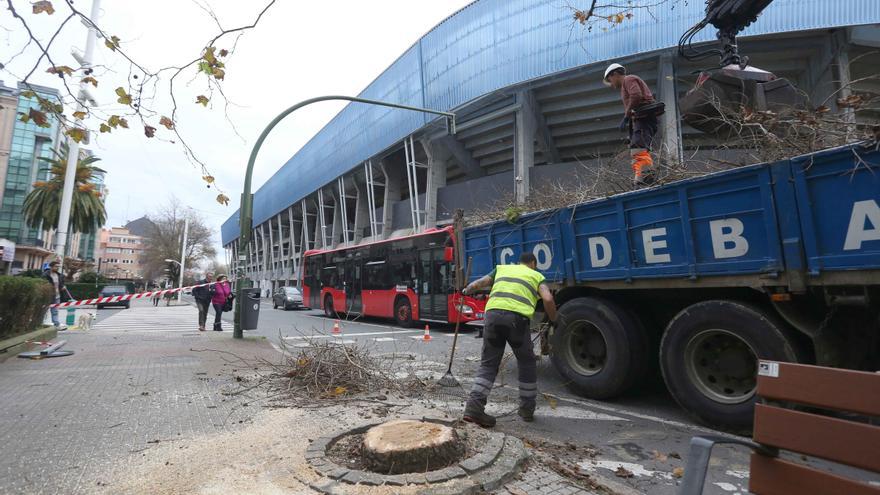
[300,227,485,327]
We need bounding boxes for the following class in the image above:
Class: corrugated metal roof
[222,0,880,245]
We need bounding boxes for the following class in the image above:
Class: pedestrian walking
[152,288,161,307]
[604,63,665,186]
[191,272,215,331]
[460,253,558,427]
[211,274,233,331]
[43,260,72,331]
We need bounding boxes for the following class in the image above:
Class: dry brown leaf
[32,1,54,15]
[614,466,634,478]
[672,467,684,478]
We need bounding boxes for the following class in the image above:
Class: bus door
[345,259,363,314]
[418,248,450,321]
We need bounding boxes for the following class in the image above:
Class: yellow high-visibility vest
[485,264,545,318]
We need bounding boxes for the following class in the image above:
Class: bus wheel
[660,300,800,432]
[394,298,414,328]
[324,295,335,318]
[549,297,649,399]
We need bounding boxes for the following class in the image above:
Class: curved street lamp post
[233,96,456,339]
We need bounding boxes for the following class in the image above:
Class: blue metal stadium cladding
[221,0,880,246]
[463,144,880,284]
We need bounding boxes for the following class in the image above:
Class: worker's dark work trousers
[629,115,658,150]
[465,309,538,414]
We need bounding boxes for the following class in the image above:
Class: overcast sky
[1,0,473,261]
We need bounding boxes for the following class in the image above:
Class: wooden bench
[679,361,880,495]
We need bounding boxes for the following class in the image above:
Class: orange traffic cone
[332,320,341,334]
[423,324,432,341]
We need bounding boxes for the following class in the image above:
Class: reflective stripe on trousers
[465,309,537,413]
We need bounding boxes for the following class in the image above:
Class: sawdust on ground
[90,403,471,495]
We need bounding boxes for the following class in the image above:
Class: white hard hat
[603,63,625,85]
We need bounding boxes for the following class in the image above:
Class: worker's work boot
[463,409,496,428]
[517,406,535,422]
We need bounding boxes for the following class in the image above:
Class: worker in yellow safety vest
[460,252,557,427]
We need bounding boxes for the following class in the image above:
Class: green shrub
[78,271,108,284]
[65,283,105,301]
[0,276,54,340]
[17,269,44,278]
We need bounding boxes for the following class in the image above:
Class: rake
[438,256,473,388]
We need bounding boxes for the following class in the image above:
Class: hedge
[0,276,54,340]
[66,283,106,301]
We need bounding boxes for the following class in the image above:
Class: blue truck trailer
[463,142,880,430]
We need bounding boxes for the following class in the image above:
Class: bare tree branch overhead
[2,0,278,204]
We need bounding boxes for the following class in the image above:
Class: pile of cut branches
[276,339,400,399]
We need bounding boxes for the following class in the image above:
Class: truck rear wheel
[550,297,649,399]
[660,300,800,431]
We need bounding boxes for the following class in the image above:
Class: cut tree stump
[362,420,465,474]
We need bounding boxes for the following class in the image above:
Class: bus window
[364,260,388,290]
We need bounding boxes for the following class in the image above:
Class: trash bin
[241,288,261,330]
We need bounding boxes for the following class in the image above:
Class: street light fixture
[233,95,456,339]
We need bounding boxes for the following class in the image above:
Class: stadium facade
[221,0,880,292]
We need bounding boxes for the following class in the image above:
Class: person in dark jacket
[191,272,214,331]
[211,274,232,331]
[604,62,661,185]
[43,260,72,330]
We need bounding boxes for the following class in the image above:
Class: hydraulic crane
[678,0,805,135]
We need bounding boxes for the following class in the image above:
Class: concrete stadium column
[313,196,324,250]
[301,199,312,253]
[381,160,402,239]
[658,51,683,165]
[514,90,536,204]
[330,188,342,247]
[353,177,369,243]
[423,138,449,228]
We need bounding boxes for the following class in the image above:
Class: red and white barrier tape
[49,281,226,308]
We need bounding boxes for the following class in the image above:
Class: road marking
[299,314,403,331]
[374,337,396,342]
[281,330,421,340]
[578,460,673,480]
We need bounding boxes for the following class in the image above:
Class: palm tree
[23,144,107,234]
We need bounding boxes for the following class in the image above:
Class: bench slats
[750,454,880,495]
[753,404,880,472]
[757,361,880,416]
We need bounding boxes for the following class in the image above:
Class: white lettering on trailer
[844,200,880,251]
[642,228,671,263]
[499,244,553,268]
[588,237,612,267]
[709,218,750,259]
[534,243,552,270]
[500,247,514,264]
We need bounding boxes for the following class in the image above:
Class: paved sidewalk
[0,302,618,494]
[0,303,272,495]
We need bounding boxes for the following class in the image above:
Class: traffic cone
[332,320,341,335]
[423,324,432,341]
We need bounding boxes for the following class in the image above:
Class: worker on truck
[604,63,665,185]
[460,253,558,427]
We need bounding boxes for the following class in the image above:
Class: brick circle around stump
[362,419,465,474]
[305,417,528,491]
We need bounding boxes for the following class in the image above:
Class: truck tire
[550,297,649,399]
[659,300,800,431]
